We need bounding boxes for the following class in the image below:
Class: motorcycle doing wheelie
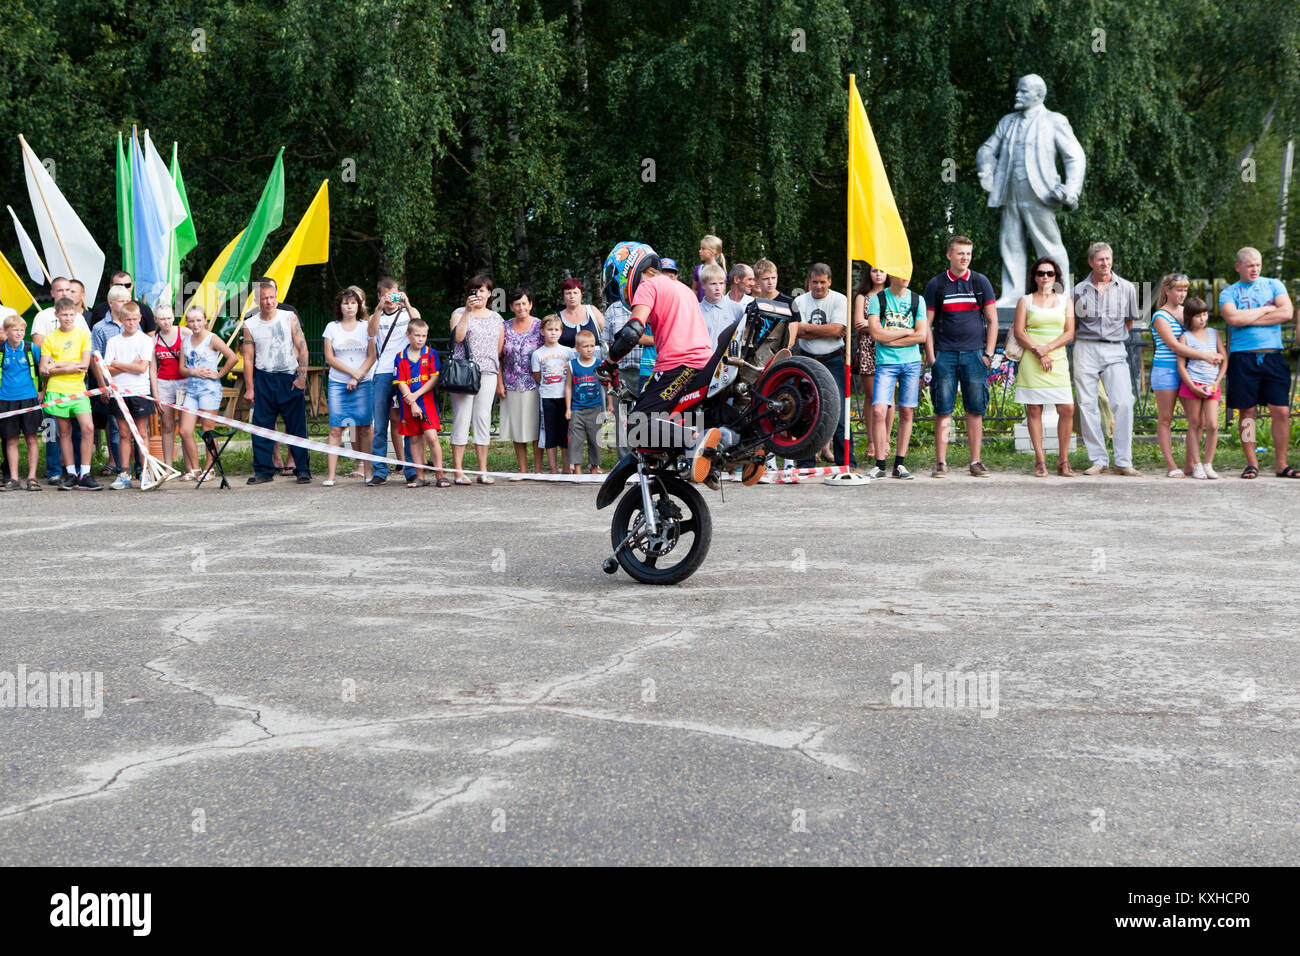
[597,294,840,585]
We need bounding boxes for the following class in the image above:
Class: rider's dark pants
[630,364,713,452]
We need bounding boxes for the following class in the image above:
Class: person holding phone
[448,275,506,484]
[366,276,422,485]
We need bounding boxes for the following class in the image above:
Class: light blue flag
[130,129,168,307]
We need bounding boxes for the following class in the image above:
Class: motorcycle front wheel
[611,474,712,585]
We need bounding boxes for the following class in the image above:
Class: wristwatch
[983,352,994,360]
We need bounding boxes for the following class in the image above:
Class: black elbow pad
[608,319,645,363]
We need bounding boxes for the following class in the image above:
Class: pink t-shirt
[632,274,713,371]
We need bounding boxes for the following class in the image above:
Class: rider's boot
[692,428,722,483]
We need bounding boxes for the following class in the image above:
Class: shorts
[47,393,91,418]
[114,395,155,420]
[156,378,184,404]
[1179,381,1221,401]
[0,398,42,439]
[539,396,568,449]
[873,361,921,408]
[181,381,223,412]
[328,377,375,428]
[1226,351,1290,409]
[930,350,989,416]
[1150,363,1180,391]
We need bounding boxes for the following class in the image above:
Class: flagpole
[18,134,75,281]
[6,204,51,284]
[844,75,854,472]
[827,75,870,486]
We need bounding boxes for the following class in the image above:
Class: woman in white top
[178,306,238,479]
[322,288,378,486]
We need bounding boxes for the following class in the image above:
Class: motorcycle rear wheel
[754,355,839,459]
[611,474,712,585]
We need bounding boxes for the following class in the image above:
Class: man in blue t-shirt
[924,236,998,477]
[1219,246,1296,479]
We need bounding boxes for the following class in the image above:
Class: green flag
[171,142,197,262]
[166,142,197,300]
[115,131,134,275]
[217,148,285,309]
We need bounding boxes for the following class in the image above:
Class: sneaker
[295,474,312,484]
[892,465,914,480]
[1114,465,1143,477]
[1083,462,1110,476]
[246,474,274,485]
[77,474,103,491]
[58,474,75,491]
[97,466,116,477]
[110,472,132,490]
[931,462,948,478]
[365,475,387,486]
[867,466,888,480]
[47,476,62,486]
[692,427,722,483]
[1203,464,1220,480]
[756,472,774,484]
[968,461,991,478]
[1191,463,1208,479]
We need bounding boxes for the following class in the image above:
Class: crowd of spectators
[0,239,1293,490]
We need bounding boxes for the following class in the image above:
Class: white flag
[19,134,106,304]
[143,130,187,232]
[6,205,47,285]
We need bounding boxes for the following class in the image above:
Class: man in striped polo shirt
[924,236,998,477]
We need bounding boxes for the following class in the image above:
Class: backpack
[875,289,922,330]
[0,341,42,394]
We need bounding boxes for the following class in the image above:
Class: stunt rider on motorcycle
[602,241,727,483]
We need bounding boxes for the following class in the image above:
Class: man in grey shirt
[1070,242,1141,475]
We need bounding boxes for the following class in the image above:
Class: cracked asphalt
[1,471,1297,865]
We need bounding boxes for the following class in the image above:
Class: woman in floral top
[500,287,544,473]
[449,275,506,484]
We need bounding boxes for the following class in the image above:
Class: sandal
[278,466,295,476]
[406,478,430,488]
[453,474,472,485]
[1242,465,1259,480]
[4,478,20,491]
[26,478,41,491]
[1166,468,1185,478]
[1277,466,1300,478]
[1033,459,1048,477]
[1056,459,1075,478]
[436,477,452,488]
[322,479,336,487]
[477,475,495,484]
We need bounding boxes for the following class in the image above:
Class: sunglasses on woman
[1035,270,1056,277]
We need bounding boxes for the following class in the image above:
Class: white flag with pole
[18,133,106,303]
[6,204,49,285]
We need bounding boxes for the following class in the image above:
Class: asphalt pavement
[1,470,1296,864]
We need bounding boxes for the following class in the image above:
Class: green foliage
[0,0,1296,322]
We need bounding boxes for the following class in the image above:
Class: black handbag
[441,320,482,394]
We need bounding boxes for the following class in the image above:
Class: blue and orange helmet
[603,241,660,306]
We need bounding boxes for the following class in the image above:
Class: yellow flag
[847,76,912,280]
[184,229,245,322]
[0,249,36,315]
[239,180,330,315]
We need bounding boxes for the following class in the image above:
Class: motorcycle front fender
[596,453,640,509]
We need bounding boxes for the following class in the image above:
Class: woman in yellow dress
[1013,256,1076,477]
